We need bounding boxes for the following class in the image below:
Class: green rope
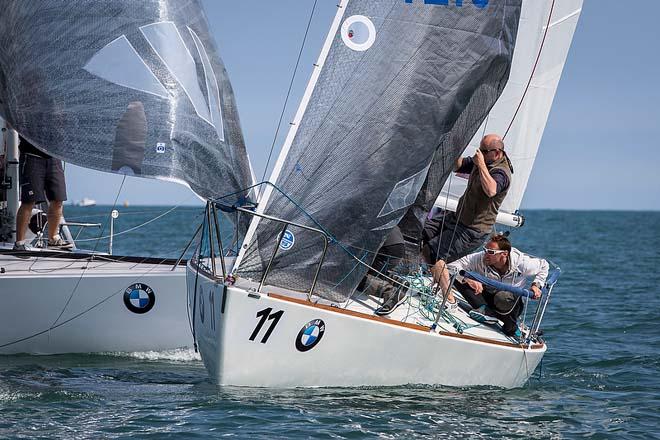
[401,271,478,334]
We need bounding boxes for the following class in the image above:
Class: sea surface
[1,207,659,439]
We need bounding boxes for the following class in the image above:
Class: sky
[64,0,660,210]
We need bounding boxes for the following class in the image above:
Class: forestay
[437,0,583,223]
[0,0,252,204]
[237,0,522,301]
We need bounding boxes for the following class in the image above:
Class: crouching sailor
[357,226,408,316]
[445,233,548,337]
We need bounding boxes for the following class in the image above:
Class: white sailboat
[0,1,252,354]
[75,197,97,207]
[187,0,582,388]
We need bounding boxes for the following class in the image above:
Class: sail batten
[0,0,251,205]
[238,0,522,301]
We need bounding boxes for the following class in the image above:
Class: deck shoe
[374,285,407,316]
[444,298,458,313]
[12,242,31,259]
[48,236,74,250]
[513,328,522,340]
[468,307,499,325]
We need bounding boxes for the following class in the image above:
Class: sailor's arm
[473,150,498,197]
[454,156,464,171]
[521,254,550,299]
[448,252,484,294]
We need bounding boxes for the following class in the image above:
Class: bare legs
[15,200,63,243]
[47,200,63,241]
[15,202,34,242]
[430,259,455,303]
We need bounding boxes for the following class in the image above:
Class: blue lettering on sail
[404,0,488,7]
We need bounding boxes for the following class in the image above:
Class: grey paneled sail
[237,0,522,301]
[0,0,251,203]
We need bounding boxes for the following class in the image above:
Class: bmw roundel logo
[123,283,155,314]
[295,319,325,352]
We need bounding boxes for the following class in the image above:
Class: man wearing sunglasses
[422,133,513,308]
[446,234,548,337]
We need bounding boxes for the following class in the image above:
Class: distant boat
[75,197,97,207]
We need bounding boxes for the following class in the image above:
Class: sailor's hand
[531,285,542,300]
[466,278,483,294]
[473,149,486,169]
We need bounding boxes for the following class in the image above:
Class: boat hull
[0,252,191,354]
[188,267,546,388]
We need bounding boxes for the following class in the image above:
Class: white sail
[437,0,583,226]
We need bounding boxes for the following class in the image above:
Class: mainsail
[236,0,522,301]
[0,0,251,204]
[437,0,583,225]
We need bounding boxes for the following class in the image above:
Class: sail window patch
[341,15,376,52]
[371,215,405,231]
[377,165,430,218]
[188,27,225,142]
[83,35,169,99]
[140,22,213,125]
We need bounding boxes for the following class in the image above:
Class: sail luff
[233,1,350,272]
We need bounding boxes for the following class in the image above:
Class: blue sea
[1,207,659,439]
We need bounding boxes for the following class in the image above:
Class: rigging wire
[2,204,206,349]
[259,0,319,185]
[503,0,556,140]
[73,204,190,242]
[49,175,126,330]
[0,253,182,350]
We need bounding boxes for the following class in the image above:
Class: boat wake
[107,348,201,362]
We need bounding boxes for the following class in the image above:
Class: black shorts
[20,154,67,204]
[424,212,487,263]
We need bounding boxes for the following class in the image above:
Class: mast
[1,118,19,243]
[232,0,350,272]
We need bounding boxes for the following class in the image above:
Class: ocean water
[1,207,659,439]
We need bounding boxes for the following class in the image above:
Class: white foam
[107,347,201,362]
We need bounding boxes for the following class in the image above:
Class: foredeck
[0,247,185,277]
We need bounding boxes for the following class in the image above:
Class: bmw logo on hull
[123,283,156,314]
[295,319,326,352]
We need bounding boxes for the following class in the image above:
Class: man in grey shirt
[442,234,548,336]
